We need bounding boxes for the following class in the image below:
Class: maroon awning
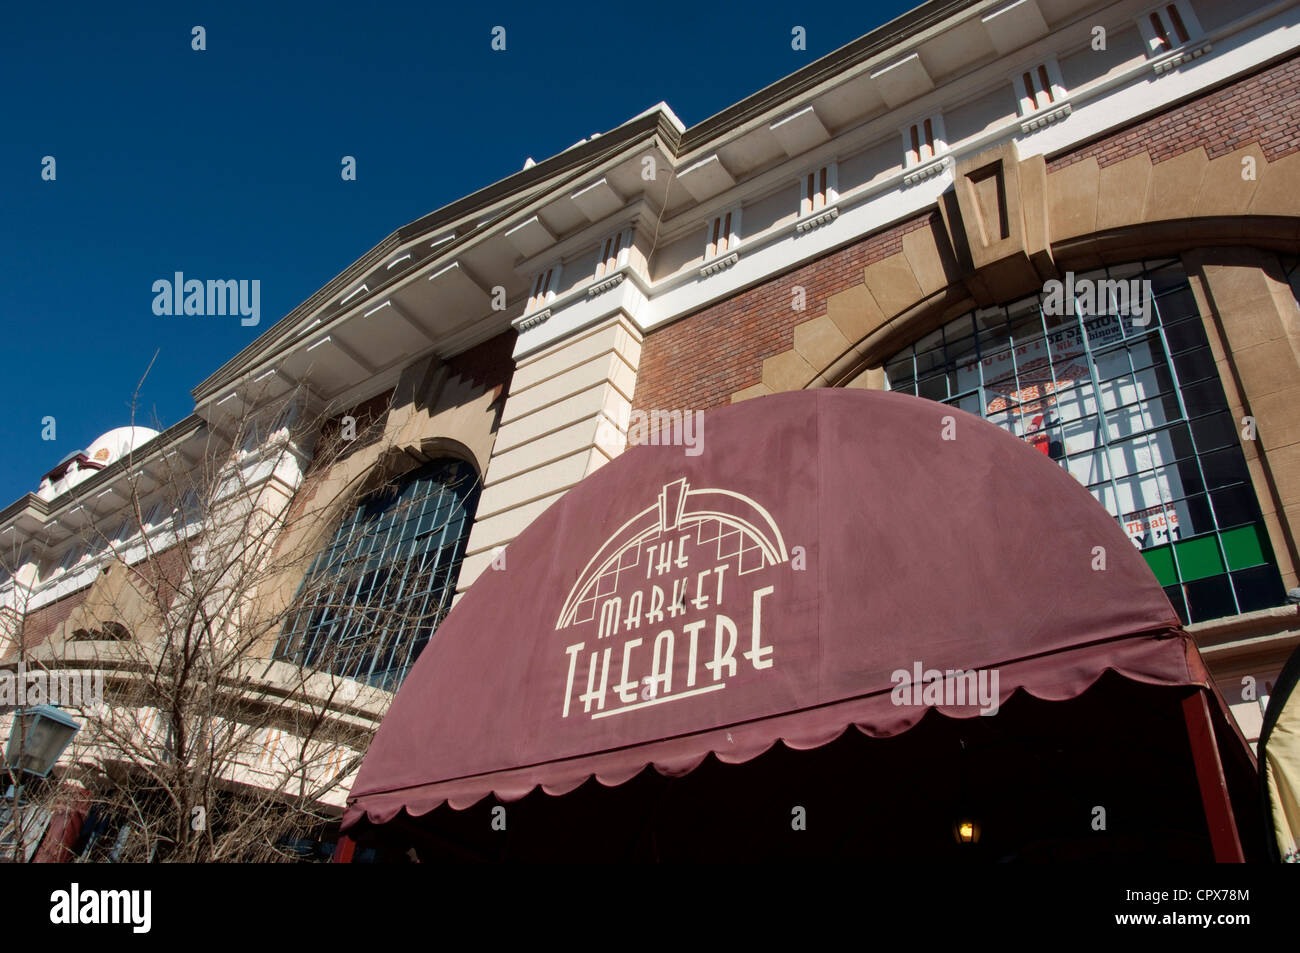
[344,389,1227,829]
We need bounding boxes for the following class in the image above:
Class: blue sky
[0,0,913,505]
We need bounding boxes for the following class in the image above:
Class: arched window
[883,258,1286,624]
[275,457,481,689]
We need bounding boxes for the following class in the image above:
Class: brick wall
[1049,50,1300,171]
[446,329,517,401]
[3,589,87,661]
[632,215,932,414]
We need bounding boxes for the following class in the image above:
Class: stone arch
[350,436,481,504]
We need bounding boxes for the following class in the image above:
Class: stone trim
[699,252,740,277]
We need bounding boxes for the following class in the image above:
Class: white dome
[36,426,161,500]
[83,426,160,469]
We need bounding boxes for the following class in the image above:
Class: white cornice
[512,197,663,277]
[514,1,1300,355]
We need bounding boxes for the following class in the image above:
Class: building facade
[3,0,1300,859]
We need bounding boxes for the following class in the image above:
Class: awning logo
[555,478,789,721]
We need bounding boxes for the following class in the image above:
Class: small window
[526,264,562,314]
[60,545,85,572]
[704,208,741,260]
[70,622,132,642]
[101,621,132,640]
[1140,1,1203,55]
[1024,65,1055,108]
[902,114,948,169]
[595,228,630,279]
[1013,60,1065,117]
[908,121,934,165]
[800,164,837,216]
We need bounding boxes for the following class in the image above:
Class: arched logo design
[555,478,791,722]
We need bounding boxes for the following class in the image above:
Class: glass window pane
[1173,534,1226,581]
[275,458,480,688]
[1163,583,1190,625]
[952,392,983,417]
[1230,564,1286,613]
[1180,378,1229,418]
[917,373,949,402]
[1189,411,1238,454]
[1172,347,1216,386]
[885,355,914,392]
[1164,319,1206,354]
[1220,523,1270,571]
[1200,447,1250,490]
[1210,484,1259,530]
[1183,574,1236,621]
[1067,447,1109,487]
[914,327,945,352]
[1093,347,1132,383]
[1153,287,1198,324]
[1107,433,1153,479]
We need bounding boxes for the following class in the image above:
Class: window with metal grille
[275,458,481,689]
[882,259,1286,625]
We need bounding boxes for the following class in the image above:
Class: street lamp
[5,705,80,778]
[953,818,982,845]
[3,706,79,861]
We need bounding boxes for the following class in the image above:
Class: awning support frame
[1182,690,1245,862]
